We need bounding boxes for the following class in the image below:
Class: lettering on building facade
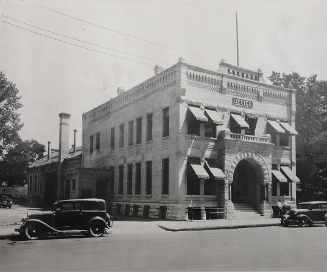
[232,97,253,108]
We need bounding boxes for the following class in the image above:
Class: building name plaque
[232,98,253,108]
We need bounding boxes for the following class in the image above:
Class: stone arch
[227,151,270,185]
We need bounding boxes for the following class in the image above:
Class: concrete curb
[0,232,19,240]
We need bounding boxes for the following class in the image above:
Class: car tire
[89,221,105,237]
[299,218,307,227]
[281,220,288,227]
[23,224,42,240]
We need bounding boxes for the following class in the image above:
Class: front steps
[233,203,263,220]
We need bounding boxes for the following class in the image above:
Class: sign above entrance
[232,98,253,108]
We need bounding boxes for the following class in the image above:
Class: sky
[1,0,327,150]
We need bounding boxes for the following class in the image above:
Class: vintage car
[281,201,327,227]
[16,198,112,240]
[0,193,13,208]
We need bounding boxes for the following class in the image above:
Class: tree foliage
[0,71,23,158]
[0,139,45,186]
[269,72,327,200]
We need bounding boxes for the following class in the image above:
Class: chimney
[58,113,71,162]
[73,129,77,153]
[154,65,164,75]
[47,141,51,160]
[117,87,125,96]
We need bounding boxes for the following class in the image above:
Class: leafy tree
[0,71,23,159]
[0,139,45,186]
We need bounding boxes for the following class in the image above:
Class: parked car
[16,198,112,240]
[0,193,13,208]
[281,201,327,227]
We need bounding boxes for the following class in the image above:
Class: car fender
[23,219,63,233]
[87,216,109,229]
[297,214,313,223]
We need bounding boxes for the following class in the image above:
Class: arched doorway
[231,159,258,207]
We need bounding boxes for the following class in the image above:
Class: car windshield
[297,203,320,209]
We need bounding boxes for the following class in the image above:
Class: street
[0,224,326,271]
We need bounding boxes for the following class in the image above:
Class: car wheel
[299,218,307,227]
[24,225,42,240]
[281,220,288,227]
[89,221,105,237]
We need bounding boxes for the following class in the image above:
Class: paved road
[0,225,326,271]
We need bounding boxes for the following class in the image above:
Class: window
[204,118,216,138]
[119,124,124,149]
[135,162,141,195]
[118,165,124,195]
[146,113,153,141]
[34,175,37,193]
[39,182,43,193]
[188,109,201,136]
[90,135,94,153]
[162,158,169,195]
[95,132,100,150]
[110,127,115,151]
[128,121,133,146]
[72,179,76,191]
[187,158,201,195]
[146,161,152,195]
[162,107,169,137]
[272,165,278,196]
[109,166,114,196]
[280,134,290,147]
[127,164,133,195]
[136,117,142,144]
[245,115,257,136]
[204,159,217,195]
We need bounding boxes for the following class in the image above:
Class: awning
[281,166,300,182]
[272,170,287,183]
[190,164,209,179]
[205,162,225,179]
[267,120,285,134]
[205,109,224,125]
[231,114,249,128]
[280,122,298,135]
[188,106,208,122]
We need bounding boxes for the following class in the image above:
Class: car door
[310,204,322,222]
[54,202,82,229]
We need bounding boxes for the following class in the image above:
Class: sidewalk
[0,217,281,240]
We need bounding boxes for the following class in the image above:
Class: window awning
[205,109,224,125]
[272,170,287,183]
[281,166,300,182]
[280,122,298,135]
[231,114,249,128]
[267,120,285,134]
[188,106,208,122]
[190,164,209,179]
[205,162,225,179]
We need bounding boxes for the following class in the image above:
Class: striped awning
[205,109,224,125]
[281,166,300,183]
[190,164,209,179]
[272,170,287,183]
[280,122,298,135]
[188,106,208,122]
[267,120,285,134]
[231,114,249,128]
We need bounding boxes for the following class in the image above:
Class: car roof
[298,201,327,205]
[54,198,105,204]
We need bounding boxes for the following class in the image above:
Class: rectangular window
[127,164,133,195]
[90,135,94,154]
[204,159,216,195]
[188,109,201,136]
[146,113,153,141]
[135,162,141,195]
[119,124,124,149]
[162,107,169,137]
[162,158,169,195]
[118,165,124,195]
[136,117,142,144]
[109,166,114,196]
[95,132,100,150]
[280,181,289,196]
[187,157,201,195]
[72,179,76,191]
[128,120,133,146]
[204,120,216,138]
[146,161,152,195]
[110,127,115,151]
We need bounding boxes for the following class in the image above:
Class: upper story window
[266,120,297,147]
[146,113,153,142]
[95,132,100,151]
[188,106,201,136]
[162,158,169,195]
[230,113,249,134]
[119,123,124,149]
[136,117,142,144]
[162,107,169,137]
[110,127,115,151]
[128,120,133,146]
[90,135,94,154]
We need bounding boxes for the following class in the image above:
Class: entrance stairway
[233,203,263,220]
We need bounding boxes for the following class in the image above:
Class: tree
[0,139,45,186]
[0,71,23,159]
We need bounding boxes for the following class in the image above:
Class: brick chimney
[58,113,71,162]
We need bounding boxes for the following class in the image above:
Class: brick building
[81,58,299,220]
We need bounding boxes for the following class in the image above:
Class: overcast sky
[1,0,327,150]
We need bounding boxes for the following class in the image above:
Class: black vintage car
[281,201,327,227]
[17,198,112,240]
[0,193,13,208]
